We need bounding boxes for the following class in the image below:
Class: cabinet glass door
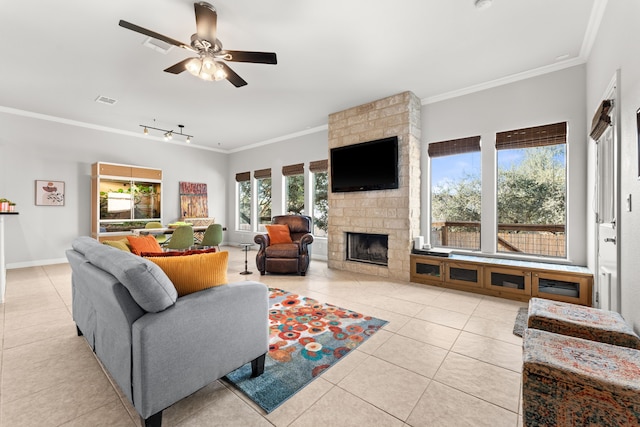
[532,272,591,306]
[411,256,444,283]
[446,262,482,288]
[485,267,531,295]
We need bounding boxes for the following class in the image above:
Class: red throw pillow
[141,247,217,257]
[126,235,163,255]
[265,224,293,244]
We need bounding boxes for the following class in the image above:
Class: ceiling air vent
[143,37,174,54]
[95,95,117,106]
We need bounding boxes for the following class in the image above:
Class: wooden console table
[0,212,19,303]
[410,253,593,306]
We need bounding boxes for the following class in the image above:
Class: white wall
[586,1,640,330]
[225,130,329,257]
[421,65,588,265]
[0,111,227,267]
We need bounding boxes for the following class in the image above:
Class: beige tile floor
[1,246,526,426]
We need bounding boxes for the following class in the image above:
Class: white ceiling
[0,0,602,152]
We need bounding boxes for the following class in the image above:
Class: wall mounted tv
[330,136,399,193]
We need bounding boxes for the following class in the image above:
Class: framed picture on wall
[35,180,65,206]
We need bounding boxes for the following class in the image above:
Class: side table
[240,243,253,275]
[1,212,19,303]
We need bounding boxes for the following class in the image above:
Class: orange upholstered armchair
[254,215,314,276]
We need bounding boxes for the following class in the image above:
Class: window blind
[590,100,613,141]
[428,136,481,158]
[254,168,271,179]
[496,122,567,150]
[282,163,304,176]
[235,171,250,182]
[309,159,328,172]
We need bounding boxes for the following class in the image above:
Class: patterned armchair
[254,215,314,276]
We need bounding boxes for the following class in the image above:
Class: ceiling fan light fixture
[213,62,227,81]
[186,57,202,76]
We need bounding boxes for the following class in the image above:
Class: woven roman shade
[590,100,613,141]
[428,136,481,158]
[282,163,304,176]
[496,122,567,150]
[254,168,271,179]
[309,159,328,172]
[235,171,250,182]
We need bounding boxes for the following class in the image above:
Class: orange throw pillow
[145,251,228,297]
[265,224,293,244]
[126,235,163,255]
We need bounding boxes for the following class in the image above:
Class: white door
[594,81,620,312]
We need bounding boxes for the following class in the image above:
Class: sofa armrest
[299,233,314,254]
[130,281,269,419]
[254,233,270,249]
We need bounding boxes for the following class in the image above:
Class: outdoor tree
[286,175,305,214]
[313,171,328,233]
[432,145,565,225]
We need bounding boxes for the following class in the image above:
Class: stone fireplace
[327,91,421,281]
[346,232,389,266]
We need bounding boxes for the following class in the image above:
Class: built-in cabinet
[411,253,592,306]
[91,162,163,241]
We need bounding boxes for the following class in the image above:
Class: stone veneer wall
[327,91,421,281]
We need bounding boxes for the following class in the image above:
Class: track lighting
[140,124,193,143]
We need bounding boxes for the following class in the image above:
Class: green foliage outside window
[286,174,305,215]
[238,180,251,230]
[313,171,328,236]
[257,177,272,227]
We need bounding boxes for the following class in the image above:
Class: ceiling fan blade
[194,2,217,43]
[222,50,277,64]
[220,63,247,87]
[164,58,193,74]
[118,20,196,52]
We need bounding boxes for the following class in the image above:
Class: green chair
[197,224,223,250]
[145,221,168,245]
[165,225,194,251]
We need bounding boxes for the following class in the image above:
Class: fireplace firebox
[346,232,388,266]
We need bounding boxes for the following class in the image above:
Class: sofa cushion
[85,244,177,313]
[72,236,100,256]
[145,251,229,297]
[265,224,293,244]
[103,239,132,252]
[127,235,163,255]
[140,247,217,258]
[265,243,299,258]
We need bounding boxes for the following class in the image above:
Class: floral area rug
[224,287,388,413]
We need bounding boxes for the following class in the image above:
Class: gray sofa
[66,236,269,427]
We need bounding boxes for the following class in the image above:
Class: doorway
[594,73,621,312]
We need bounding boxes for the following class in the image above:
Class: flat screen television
[330,136,399,192]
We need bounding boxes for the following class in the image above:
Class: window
[283,163,305,215]
[429,136,481,250]
[496,122,566,257]
[310,160,328,237]
[254,168,272,231]
[235,172,251,231]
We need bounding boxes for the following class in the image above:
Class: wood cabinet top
[92,162,162,180]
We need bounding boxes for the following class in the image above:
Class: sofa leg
[144,411,162,427]
[251,353,266,377]
[76,325,83,337]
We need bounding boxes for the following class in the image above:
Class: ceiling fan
[119,2,277,87]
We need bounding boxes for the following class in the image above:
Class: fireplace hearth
[346,232,388,266]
